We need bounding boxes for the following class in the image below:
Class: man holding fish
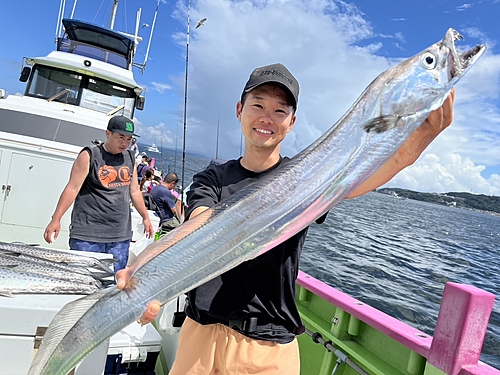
[117,63,454,374]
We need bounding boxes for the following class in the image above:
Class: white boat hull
[0,131,80,246]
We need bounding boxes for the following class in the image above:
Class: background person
[130,137,139,157]
[139,168,155,193]
[44,115,155,272]
[118,63,455,374]
[151,169,163,192]
[150,172,182,237]
[137,154,151,182]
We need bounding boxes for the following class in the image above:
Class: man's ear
[236,102,243,121]
[287,115,297,133]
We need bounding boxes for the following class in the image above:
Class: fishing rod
[180,0,191,221]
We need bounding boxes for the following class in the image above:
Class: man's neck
[102,142,119,155]
[240,148,281,172]
[102,142,112,153]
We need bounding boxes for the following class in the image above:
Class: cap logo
[260,69,293,85]
[125,122,134,132]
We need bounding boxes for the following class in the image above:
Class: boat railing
[296,271,498,375]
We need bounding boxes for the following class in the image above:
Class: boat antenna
[69,0,77,19]
[134,0,160,73]
[108,0,119,30]
[55,0,66,41]
[132,8,142,62]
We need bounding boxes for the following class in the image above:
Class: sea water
[160,150,500,369]
[301,192,500,369]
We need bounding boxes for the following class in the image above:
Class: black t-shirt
[184,157,308,343]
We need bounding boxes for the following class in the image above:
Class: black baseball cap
[242,63,299,109]
[107,115,139,137]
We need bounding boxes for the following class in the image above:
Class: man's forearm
[51,186,79,221]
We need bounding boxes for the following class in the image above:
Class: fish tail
[27,289,110,375]
[94,258,116,274]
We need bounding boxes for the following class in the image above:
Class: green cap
[107,115,139,137]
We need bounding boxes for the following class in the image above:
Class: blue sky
[1,0,500,195]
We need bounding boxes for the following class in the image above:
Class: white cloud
[457,3,473,11]
[386,153,500,195]
[133,118,176,149]
[149,81,173,93]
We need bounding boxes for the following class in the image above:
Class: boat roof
[62,19,135,59]
[27,51,140,89]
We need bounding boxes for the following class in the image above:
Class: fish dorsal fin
[27,288,110,375]
[363,115,400,133]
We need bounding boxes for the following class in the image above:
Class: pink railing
[297,271,498,375]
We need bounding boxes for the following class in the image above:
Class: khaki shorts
[169,317,300,375]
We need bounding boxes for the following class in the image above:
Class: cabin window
[58,38,128,69]
[27,67,81,105]
[25,65,136,118]
[80,78,135,117]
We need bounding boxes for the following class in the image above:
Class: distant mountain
[377,188,500,215]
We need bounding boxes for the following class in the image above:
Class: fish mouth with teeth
[445,28,485,81]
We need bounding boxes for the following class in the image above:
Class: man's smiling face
[237,84,296,152]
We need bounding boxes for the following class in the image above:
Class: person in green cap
[44,115,155,272]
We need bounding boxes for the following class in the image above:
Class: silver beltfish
[0,241,115,274]
[0,267,99,297]
[28,29,485,375]
[0,253,103,287]
[15,253,108,278]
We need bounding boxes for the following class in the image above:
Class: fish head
[408,28,485,108]
[366,28,486,133]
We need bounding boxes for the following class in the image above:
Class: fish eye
[421,52,437,70]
